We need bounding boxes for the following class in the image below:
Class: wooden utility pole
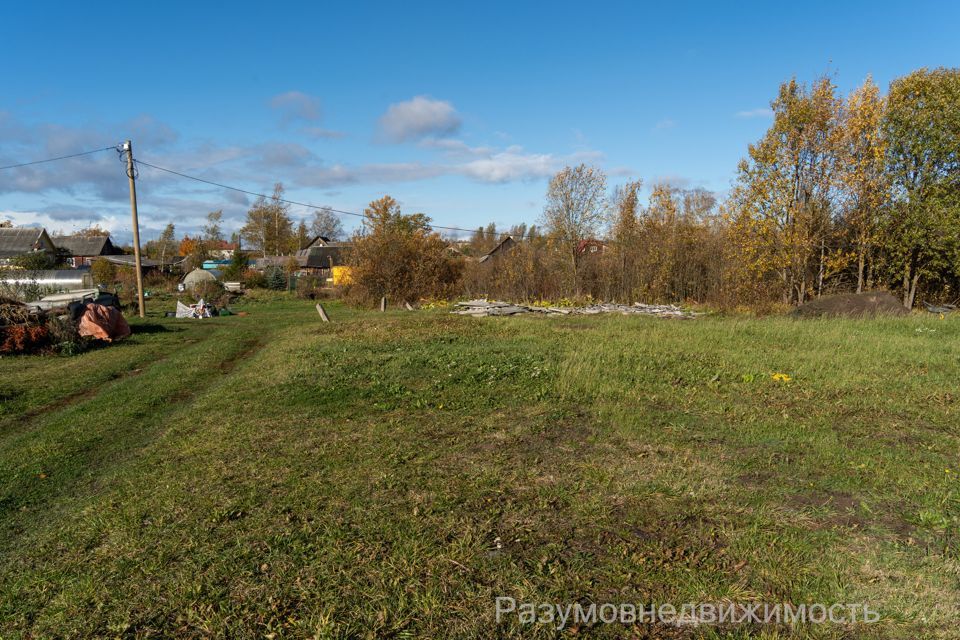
[123,140,146,317]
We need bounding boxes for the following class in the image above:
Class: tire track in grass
[0,329,269,546]
[3,349,177,430]
[0,326,219,433]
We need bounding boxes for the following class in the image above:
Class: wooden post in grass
[315,303,330,322]
[380,296,387,312]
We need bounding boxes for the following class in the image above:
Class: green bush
[264,266,287,291]
[242,268,266,289]
[90,258,117,285]
[221,251,249,281]
[190,279,225,303]
[295,275,328,300]
[12,252,56,271]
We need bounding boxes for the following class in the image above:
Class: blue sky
[1,1,957,243]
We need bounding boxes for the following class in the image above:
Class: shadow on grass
[131,323,179,334]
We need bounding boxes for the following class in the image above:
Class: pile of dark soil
[792,291,909,318]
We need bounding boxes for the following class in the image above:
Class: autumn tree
[178,235,209,270]
[509,223,537,241]
[309,207,344,241]
[881,67,960,308]
[467,223,500,255]
[202,210,224,244]
[728,76,841,304]
[241,197,269,257]
[623,184,721,303]
[178,236,200,257]
[240,183,295,256]
[835,76,890,292]
[345,196,462,306]
[75,225,110,237]
[609,179,643,300]
[295,220,310,249]
[541,164,607,295]
[469,226,487,254]
[145,223,177,266]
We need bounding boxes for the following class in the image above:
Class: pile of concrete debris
[453,299,699,319]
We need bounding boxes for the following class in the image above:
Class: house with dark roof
[0,227,56,265]
[303,235,332,249]
[297,243,345,270]
[253,243,348,271]
[53,235,122,267]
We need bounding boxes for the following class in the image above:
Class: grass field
[1,294,958,638]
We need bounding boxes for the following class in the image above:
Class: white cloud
[654,118,676,131]
[269,91,322,123]
[0,208,126,236]
[255,142,316,167]
[269,91,347,139]
[735,108,774,119]
[291,142,599,186]
[379,96,461,142]
[417,138,493,158]
[0,107,614,242]
[458,149,557,183]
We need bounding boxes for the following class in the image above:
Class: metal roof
[101,254,163,268]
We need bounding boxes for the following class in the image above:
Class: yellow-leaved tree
[836,75,889,292]
[727,76,841,305]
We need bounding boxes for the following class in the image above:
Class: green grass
[1,296,958,638]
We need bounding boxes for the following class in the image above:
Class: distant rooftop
[52,234,119,257]
[0,227,50,258]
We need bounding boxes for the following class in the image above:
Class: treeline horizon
[438,66,960,309]
[33,66,957,310]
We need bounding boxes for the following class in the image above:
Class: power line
[0,145,537,241]
[134,158,538,240]
[0,146,117,171]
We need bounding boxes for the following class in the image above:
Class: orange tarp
[77,303,131,342]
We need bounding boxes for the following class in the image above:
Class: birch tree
[542,164,607,295]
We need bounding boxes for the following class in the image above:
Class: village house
[250,236,350,285]
[296,236,345,272]
[206,240,239,260]
[576,238,607,255]
[0,227,56,266]
[478,235,516,263]
[53,234,122,267]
